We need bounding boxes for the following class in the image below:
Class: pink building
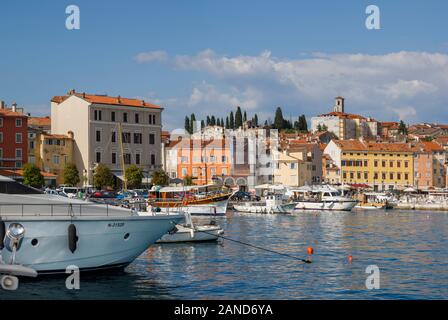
[413,141,446,189]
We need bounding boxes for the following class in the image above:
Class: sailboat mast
[118,122,127,190]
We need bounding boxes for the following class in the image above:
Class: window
[96,130,101,142]
[0,132,3,143]
[389,173,394,180]
[16,148,22,158]
[123,112,128,123]
[210,156,216,163]
[397,161,401,168]
[151,154,156,165]
[111,132,116,143]
[94,110,102,121]
[389,161,394,168]
[136,153,141,165]
[0,148,2,159]
[192,167,198,177]
[364,160,368,167]
[16,118,22,127]
[53,154,60,165]
[357,172,361,179]
[112,152,117,164]
[149,134,155,144]
[149,114,153,124]
[134,133,142,144]
[374,160,378,167]
[96,152,101,163]
[222,168,228,175]
[124,153,131,165]
[382,161,386,167]
[111,111,116,122]
[181,167,187,177]
[135,113,139,123]
[222,156,227,163]
[122,132,131,143]
[404,161,409,168]
[15,161,22,168]
[405,173,409,180]
[0,118,3,127]
[29,140,34,149]
[16,133,22,143]
[152,115,156,124]
[290,163,296,169]
[397,173,401,180]
[364,172,368,179]
[342,172,347,179]
[210,167,217,176]
[374,172,378,179]
[382,173,386,180]
[350,172,354,179]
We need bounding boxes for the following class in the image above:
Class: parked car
[58,187,79,198]
[90,190,117,199]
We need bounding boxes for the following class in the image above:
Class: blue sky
[0,1,447,129]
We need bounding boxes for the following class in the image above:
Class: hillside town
[1,91,447,195]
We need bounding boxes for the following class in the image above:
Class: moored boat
[0,176,183,279]
[148,185,231,216]
[233,194,294,214]
[288,185,357,211]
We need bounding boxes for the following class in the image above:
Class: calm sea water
[2,210,448,300]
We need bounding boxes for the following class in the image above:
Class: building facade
[51,90,163,185]
[0,103,28,169]
[311,97,379,140]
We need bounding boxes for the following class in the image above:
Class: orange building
[412,141,446,189]
[170,138,232,185]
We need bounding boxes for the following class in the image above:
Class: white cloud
[135,49,448,124]
[134,50,168,63]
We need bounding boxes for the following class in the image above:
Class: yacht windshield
[0,179,43,194]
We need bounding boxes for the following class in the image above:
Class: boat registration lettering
[107,222,125,228]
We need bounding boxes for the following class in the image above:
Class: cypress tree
[235,106,243,128]
[190,113,196,133]
[184,116,191,133]
[229,111,235,129]
[206,116,211,126]
[254,114,258,127]
[243,111,247,122]
[274,107,285,130]
[221,118,224,128]
[201,120,205,129]
[211,115,216,126]
[226,116,230,129]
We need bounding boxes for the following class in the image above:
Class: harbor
[2,209,448,300]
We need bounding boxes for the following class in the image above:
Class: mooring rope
[188,227,312,264]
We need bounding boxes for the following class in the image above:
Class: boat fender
[68,224,78,253]
[0,220,5,250]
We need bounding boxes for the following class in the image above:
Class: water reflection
[1,210,447,299]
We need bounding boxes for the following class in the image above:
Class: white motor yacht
[288,185,358,211]
[0,176,183,281]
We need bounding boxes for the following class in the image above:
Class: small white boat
[157,212,224,243]
[289,185,357,211]
[233,194,294,214]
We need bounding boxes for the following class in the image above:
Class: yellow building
[34,131,74,185]
[324,140,414,191]
[273,148,312,187]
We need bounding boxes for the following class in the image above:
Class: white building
[51,90,163,186]
[311,97,379,140]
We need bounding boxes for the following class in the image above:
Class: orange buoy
[307,247,314,255]
[348,255,353,263]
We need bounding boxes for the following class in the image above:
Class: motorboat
[156,211,224,243]
[288,185,358,211]
[0,175,183,283]
[233,194,294,214]
[148,184,231,216]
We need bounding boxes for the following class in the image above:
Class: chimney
[142,100,145,106]
[117,95,121,103]
[0,100,5,109]
[12,102,17,113]
[68,131,74,139]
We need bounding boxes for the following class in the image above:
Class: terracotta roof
[42,133,72,139]
[0,108,27,117]
[28,116,51,127]
[333,140,415,153]
[435,136,448,145]
[381,122,400,129]
[317,111,367,120]
[52,91,162,110]
[412,141,444,152]
[0,169,57,178]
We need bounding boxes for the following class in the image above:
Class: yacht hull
[294,200,357,211]
[0,215,182,274]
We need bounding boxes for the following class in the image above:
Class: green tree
[63,163,80,186]
[235,106,243,128]
[299,115,308,131]
[93,164,114,189]
[184,116,191,134]
[398,120,407,135]
[317,124,322,132]
[22,163,44,188]
[201,120,205,129]
[183,175,195,186]
[225,116,230,129]
[210,115,216,126]
[243,111,247,122]
[229,111,235,129]
[274,107,285,130]
[206,115,211,126]
[151,169,169,186]
[125,165,143,189]
[254,114,259,127]
[190,113,196,133]
[221,118,224,128]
